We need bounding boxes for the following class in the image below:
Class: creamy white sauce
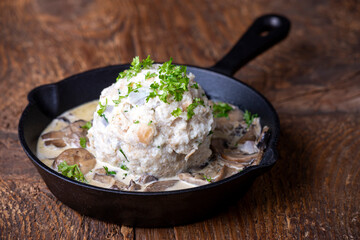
[37,100,200,191]
[37,100,264,191]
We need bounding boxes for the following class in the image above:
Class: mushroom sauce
[37,100,269,192]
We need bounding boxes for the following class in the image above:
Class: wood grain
[0,0,359,239]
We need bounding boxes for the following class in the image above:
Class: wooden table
[1,0,359,239]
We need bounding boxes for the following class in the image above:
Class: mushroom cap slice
[53,148,96,175]
[138,174,158,184]
[144,180,178,192]
[111,180,141,191]
[128,180,141,191]
[41,120,88,148]
[111,180,128,190]
[94,174,115,185]
[93,168,115,185]
[221,149,258,163]
[178,173,208,186]
[256,126,270,150]
[213,165,239,182]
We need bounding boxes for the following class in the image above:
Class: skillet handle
[210,14,290,76]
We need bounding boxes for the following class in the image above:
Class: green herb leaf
[203,174,212,183]
[145,72,157,79]
[147,57,190,103]
[58,162,86,182]
[119,148,128,161]
[120,164,129,171]
[81,121,92,130]
[212,102,233,118]
[141,55,154,69]
[148,120,153,126]
[97,99,108,116]
[244,110,258,128]
[80,137,87,148]
[103,166,116,176]
[134,120,139,124]
[100,113,108,123]
[113,95,126,105]
[116,55,154,82]
[207,130,213,136]
[171,108,182,117]
[187,98,205,120]
[191,83,199,89]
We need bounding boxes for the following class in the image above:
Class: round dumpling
[87,57,214,177]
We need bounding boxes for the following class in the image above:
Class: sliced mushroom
[128,179,141,191]
[214,107,243,132]
[93,168,115,185]
[111,180,128,190]
[256,126,270,150]
[212,138,258,163]
[238,141,259,154]
[41,120,88,148]
[221,149,258,163]
[213,165,239,182]
[111,179,141,191]
[238,118,262,144]
[94,174,115,185]
[138,174,158,184]
[52,148,96,175]
[144,180,178,192]
[178,173,208,186]
[220,158,252,169]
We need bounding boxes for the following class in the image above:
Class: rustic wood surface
[0,0,359,239]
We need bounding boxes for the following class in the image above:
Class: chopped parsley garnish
[191,83,199,89]
[187,98,204,120]
[212,102,233,118]
[58,162,86,182]
[203,175,212,183]
[146,57,189,103]
[157,146,160,148]
[119,148,128,161]
[79,137,87,148]
[113,95,126,105]
[148,120,153,126]
[207,130,213,136]
[81,121,92,130]
[97,99,108,116]
[141,55,154,69]
[145,72,157,79]
[103,166,116,176]
[115,56,208,121]
[100,114,108,123]
[171,108,182,117]
[244,110,258,128]
[120,164,129,171]
[116,55,154,81]
[97,99,109,122]
[134,120,139,124]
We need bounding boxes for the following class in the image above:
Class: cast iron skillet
[18,14,290,227]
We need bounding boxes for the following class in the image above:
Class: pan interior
[20,64,279,184]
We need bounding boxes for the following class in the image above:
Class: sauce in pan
[36,56,269,192]
[37,100,268,191]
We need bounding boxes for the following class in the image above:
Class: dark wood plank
[0,0,359,239]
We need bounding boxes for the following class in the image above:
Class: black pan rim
[18,63,280,196]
